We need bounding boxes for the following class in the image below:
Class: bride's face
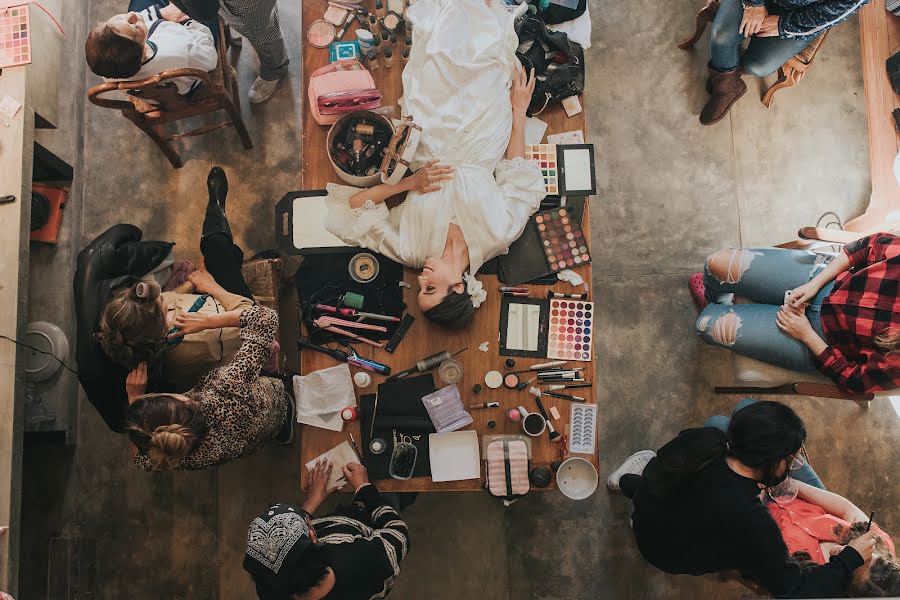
[417,257,464,312]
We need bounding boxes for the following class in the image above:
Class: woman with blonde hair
[124,303,292,471]
[692,232,900,394]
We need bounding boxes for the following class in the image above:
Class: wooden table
[299,0,595,492]
[854,1,900,232]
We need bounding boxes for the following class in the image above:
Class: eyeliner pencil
[866,510,875,532]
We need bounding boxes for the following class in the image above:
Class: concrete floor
[18,0,900,598]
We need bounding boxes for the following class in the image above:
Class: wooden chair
[678,0,828,108]
[712,227,892,407]
[87,19,252,168]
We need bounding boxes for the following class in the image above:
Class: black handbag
[515,14,585,116]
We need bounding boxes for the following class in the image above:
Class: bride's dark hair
[423,286,474,329]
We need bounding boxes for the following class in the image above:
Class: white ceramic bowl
[557,457,599,500]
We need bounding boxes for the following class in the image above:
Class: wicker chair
[678,0,828,108]
[87,19,252,168]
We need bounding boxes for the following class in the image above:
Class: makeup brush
[532,395,560,442]
[866,510,875,532]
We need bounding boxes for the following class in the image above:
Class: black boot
[202,167,232,240]
[207,166,228,211]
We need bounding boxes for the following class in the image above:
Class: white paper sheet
[547,130,585,145]
[429,430,481,482]
[305,441,360,490]
[293,363,356,431]
[524,117,549,145]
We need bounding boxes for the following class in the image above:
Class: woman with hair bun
[124,303,294,471]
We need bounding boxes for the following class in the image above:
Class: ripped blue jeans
[696,248,835,373]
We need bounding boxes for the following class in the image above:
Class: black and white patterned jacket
[312,484,410,600]
[744,0,870,39]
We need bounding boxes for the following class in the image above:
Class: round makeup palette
[534,208,591,273]
[547,299,593,362]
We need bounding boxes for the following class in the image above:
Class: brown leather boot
[699,66,746,126]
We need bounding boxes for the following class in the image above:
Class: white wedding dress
[324,0,545,274]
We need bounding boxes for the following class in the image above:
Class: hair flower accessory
[463,273,487,309]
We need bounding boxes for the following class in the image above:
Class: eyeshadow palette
[526,143,560,195]
[569,403,597,455]
[547,298,593,362]
[534,207,591,274]
[0,5,31,69]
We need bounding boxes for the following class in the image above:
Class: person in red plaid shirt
[691,233,900,394]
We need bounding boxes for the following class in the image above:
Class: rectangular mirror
[499,297,548,358]
[506,303,541,351]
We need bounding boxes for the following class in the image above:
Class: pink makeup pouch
[308,60,382,125]
[485,439,530,499]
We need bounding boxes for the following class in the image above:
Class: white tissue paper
[293,363,356,431]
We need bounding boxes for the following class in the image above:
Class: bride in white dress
[325,0,545,329]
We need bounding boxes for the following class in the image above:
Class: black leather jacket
[74,225,174,432]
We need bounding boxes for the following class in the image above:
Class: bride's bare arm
[505,65,536,160]
[349,160,455,208]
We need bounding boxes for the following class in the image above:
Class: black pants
[621,474,643,500]
[200,233,254,300]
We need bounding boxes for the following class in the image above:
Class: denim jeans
[696,247,835,373]
[709,0,812,75]
[127,0,219,44]
[704,398,825,490]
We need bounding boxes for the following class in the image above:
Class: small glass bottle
[401,48,410,64]
[389,34,397,47]
[367,48,379,70]
[384,47,394,68]
[373,34,381,56]
[369,14,380,37]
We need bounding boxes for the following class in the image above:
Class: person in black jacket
[244,461,409,600]
[606,400,882,598]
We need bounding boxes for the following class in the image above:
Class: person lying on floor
[85,0,217,96]
[324,0,545,330]
[96,167,275,392]
[607,400,883,598]
[769,481,899,597]
[244,461,409,600]
[698,0,868,125]
[691,232,900,394]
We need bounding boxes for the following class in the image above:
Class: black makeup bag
[514,15,585,116]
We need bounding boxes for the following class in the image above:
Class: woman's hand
[167,312,216,338]
[408,160,454,194]
[126,362,148,403]
[756,15,780,37]
[343,462,370,490]
[188,268,220,295]
[510,64,536,118]
[787,281,821,309]
[847,529,883,563]
[739,5,768,36]
[159,4,189,22]
[776,304,815,343]
[302,459,337,515]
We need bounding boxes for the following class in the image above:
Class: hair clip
[135,282,151,298]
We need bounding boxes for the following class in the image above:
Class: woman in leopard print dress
[124,304,291,471]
